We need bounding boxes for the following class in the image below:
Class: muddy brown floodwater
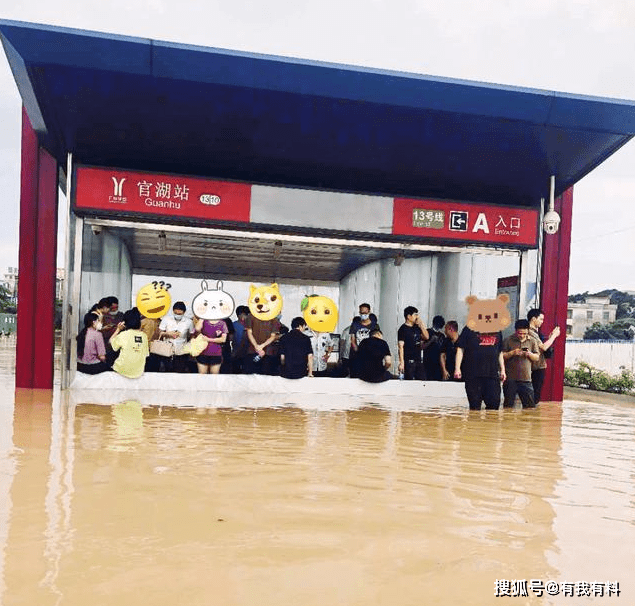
[0,337,633,605]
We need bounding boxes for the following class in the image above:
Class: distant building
[566,296,617,339]
[2,266,18,303]
[2,266,65,303]
[56,268,65,300]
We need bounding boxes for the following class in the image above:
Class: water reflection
[0,337,634,604]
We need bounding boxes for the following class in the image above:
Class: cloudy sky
[1,0,634,293]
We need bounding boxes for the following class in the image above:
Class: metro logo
[111,176,126,197]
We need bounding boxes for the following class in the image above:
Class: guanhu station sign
[75,166,252,223]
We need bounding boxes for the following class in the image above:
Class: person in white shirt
[305,328,334,376]
[158,301,194,372]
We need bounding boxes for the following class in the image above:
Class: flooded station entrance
[61,164,536,393]
[6,19,635,398]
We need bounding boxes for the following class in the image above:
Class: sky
[1,0,635,294]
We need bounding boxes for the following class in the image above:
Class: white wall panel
[434,252,520,330]
[80,228,133,319]
[379,260,402,369]
[338,272,356,334]
[397,257,434,324]
[565,341,635,374]
[251,185,393,234]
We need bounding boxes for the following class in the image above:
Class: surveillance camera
[91,225,102,236]
[542,210,561,235]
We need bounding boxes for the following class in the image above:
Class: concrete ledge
[563,385,635,405]
[68,372,469,410]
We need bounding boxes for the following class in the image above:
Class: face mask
[94,322,103,331]
[174,315,183,322]
[360,314,369,321]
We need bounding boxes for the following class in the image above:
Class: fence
[0,313,16,335]
[565,340,635,374]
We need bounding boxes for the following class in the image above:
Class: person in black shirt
[422,315,445,381]
[454,326,506,410]
[278,317,314,379]
[397,306,430,380]
[440,320,461,380]
[357,328,392,383]
[349,303,379,378]
[219,315,235,374]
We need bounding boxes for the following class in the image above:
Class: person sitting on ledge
[109,308,149,379]
[279,317,314,379]
[76,311,110,375]
[357,328,393,383]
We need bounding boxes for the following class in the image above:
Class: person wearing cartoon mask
[191,281,233,375]
[158,301,194,372]
[301,294,337,377]
[245,283,283,376]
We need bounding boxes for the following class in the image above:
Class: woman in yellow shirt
[110,309,149,379]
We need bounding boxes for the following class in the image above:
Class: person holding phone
[502,319,541,408]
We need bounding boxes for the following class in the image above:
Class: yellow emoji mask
[136,281,172,319]
[248,283,283,321]
[302,294,338,333]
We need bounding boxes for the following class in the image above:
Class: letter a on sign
[472,212,490,234]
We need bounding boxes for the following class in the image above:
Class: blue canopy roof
[3,19,635,207]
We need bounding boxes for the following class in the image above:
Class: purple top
[199,320,228,357]
[78,327,106,364]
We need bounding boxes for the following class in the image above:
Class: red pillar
[15,107,58,389]
[539,187,573,403]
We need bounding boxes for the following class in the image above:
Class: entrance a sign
[393,197,539,247]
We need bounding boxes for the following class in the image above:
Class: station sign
[74,166,251,223]
[393,197,539,247]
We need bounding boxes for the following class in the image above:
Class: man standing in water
[440,320,460,380]
[502,319,541,408]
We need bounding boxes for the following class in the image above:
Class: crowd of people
[76,295,560,408]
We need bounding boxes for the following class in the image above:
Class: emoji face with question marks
[301,294,338,333]
[191,280,235,320]
[136,281,172,319]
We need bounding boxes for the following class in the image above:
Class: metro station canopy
[3,19,635,207]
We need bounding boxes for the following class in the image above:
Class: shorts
[196,354,222,366]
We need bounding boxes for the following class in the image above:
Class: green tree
[568,291,589,303]
[0,283,15,313]
[584,318,635,340]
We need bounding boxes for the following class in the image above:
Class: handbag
[150,339,174,357]
[181,334,208,357]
